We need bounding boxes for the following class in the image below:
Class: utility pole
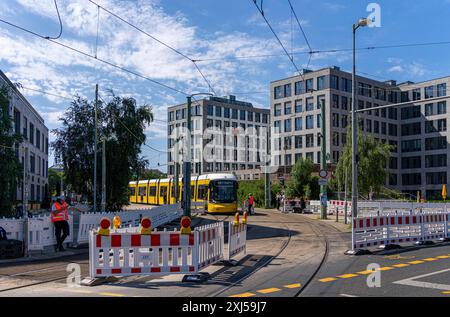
[182,96,192,218]
[320,99,327,220]
[93,84,99,212]
[174,128,179,203]
[264,127,271,209]
[344,165,349,225]
[22,145,28,257]
[101,138,106,213]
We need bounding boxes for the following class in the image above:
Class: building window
[402,173,422,186]
[284,83,292,97]
[295,81,303,95]
[295,117,302,131]
[274,86,282,99]
[374,120,379,133]
[437,101,446,115]
[401,122,421,136]
[295,100,302,113]
[437,83,447,97]
[401,139,421,153]
[306,98,314,111]
[332,113,339,128]
[330,75,339,90]
[317,114,321,129]
[274,103,281,117]
[426,172,447,185]
[284,102,292,115]
[284,119,292,133]
[306,134,314,148]
[425,103,433,116]
[317,76,326,90]
[425,136,447,150]
[295,135,302,148]
[332,132,339,146]
[425,86,434,99]
[231,109,238,119]
[425,154,447,168]
[240,110,246,121]
[342,115,348,129]
[247,111,253,121]
[274,120,281,132]
[389,174,398,186]
[224,108,230,118]
[366,119,372,133]
[306,79,313,92]
[332,94,339,109]
[401,105,421,120]
[215,106,222,117]
[412,88,421,101]
[262,114,268,124]
[284,136,292,150]
[401,156,421,169]
[341,96,348,110]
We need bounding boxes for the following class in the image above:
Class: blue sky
[1,0,450,172]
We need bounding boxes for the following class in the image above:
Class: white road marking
[340,293,358,297]
[393,268,450,291]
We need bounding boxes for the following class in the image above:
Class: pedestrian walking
[247,193,254,215]
[275,193,280,210]
[51,195,70,252]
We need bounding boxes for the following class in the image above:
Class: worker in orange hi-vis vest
[51,195,70,252]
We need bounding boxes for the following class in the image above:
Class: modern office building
[271,66,450,199]
[0,70,49,206]
[167,95,270,180]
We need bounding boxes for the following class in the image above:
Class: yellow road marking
[337,274,358,279]
[257,287,281,294]
[229,292,255,298]
[66,289,93,294]
[99,292,126,297]
[357,270,374,275]
[408,260,425,265]
[377,266,394,271]
[392,263,410,268]
[284,283,301,289]
[319,277,338,282]
[423,258,438,262]
[436,255,450,259]
[442,291,450,294]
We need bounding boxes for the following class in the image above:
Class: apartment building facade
[271,66,450,199]
[167,95,270,180]
[0,70,49,205]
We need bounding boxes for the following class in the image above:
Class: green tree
[48,168,65,196]
[52,94,153,211]
[0,86,23,217]
[333,125,393,199]
[237,179,282,208]
[285,157,319,199]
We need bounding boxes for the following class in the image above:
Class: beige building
[167,95,270,180]
[271,66,450,199]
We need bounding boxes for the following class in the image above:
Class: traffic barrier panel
[352,211,450,250]
[77,204,181,244]
[227,222,247,260]
[88,221,225,279]
[0,215,74,251]
[89,229,198,278]
[196,222,224,269]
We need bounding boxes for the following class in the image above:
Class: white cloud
[388,65,404,73]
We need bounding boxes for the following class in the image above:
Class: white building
[1,70,49,207]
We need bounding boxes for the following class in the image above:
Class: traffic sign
[318,178,327,186]
[319,170,327,178]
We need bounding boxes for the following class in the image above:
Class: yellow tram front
[128,173,238,214]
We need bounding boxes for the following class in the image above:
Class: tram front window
[210,180,237,203]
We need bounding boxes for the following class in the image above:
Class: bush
[238,179,283,209]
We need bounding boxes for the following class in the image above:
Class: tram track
[210,217,293,297]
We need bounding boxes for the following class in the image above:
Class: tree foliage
[237,179,282,208]
[285,157,319,199]
[0,86,23,217]
[332,125,393,199]
[52,94,153,211]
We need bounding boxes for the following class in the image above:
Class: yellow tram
[128,173,238,214]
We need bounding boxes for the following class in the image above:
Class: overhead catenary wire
[0,17,189,96]
[87,0,216,95]
[287,0,312,53]
[193,40,450,62]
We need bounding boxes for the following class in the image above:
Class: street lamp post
[182,93,213,221]
[351,18,369,220]
[347,17,369,255]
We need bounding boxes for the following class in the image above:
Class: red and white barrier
[353,211,450,249]
[227,222,247,260]
[88,221,225,279]
[196,222,224,269]
[89,229,198,278]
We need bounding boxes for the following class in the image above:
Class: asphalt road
[0,209,449,297]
